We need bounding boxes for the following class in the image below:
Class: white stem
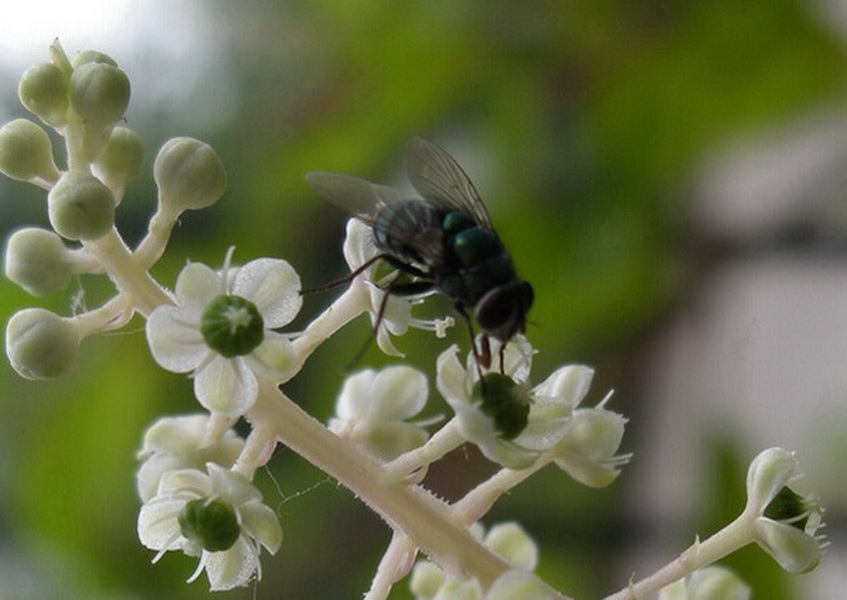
[384,419,465,482]
[84,228,173,317]
[245,385,534,594]
[287,284,369,377]
[364,533,417,600]
[452,453,551,525]
[134,203,181,268]
[601,508,757,600]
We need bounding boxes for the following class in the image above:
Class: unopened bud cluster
[4,40,226,381]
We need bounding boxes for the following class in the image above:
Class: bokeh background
[1,1,845,599]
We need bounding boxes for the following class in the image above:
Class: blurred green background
[1,1,845,599]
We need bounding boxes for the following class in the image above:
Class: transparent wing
[405,137,494,230]
[306,171,404,225]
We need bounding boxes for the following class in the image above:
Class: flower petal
[233,258,302,327]
[485,570,558,600]
[754,517,822,573]
[138,497,184,549]
[239,501,283,554]
[249,332,297,380]
[207,463,261,506]
[194,356,258,416]
[146,305,208,372]
[335,369,377,420]
[204,538,259,591]
[436,345,470,404]
[176,262,224,316]
[532,365,593,407]
[343,218,378,271]
[371,365,428,421]
[746,448,798,514]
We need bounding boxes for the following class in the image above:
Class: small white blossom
[744,447,826,573]
[146,251,301,416]
[436,336,577,469]
[136,414,245,502]
[343,219,453,357]
[659,566,750,600]
[137,463,282,591]
[328,365,430,460]
[550,392,629,488]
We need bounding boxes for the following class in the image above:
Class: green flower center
[200,294,264,357]
[764,486,810,531]
[178,497,241,552]
[472,372,530,440]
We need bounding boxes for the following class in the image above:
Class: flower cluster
[1,42,828,600]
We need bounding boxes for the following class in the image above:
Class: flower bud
[5,228,72,295]
[0,119,60,183]
[71,50,118,69]
[153,137,227,212]
[48,171,115,241]
[484,522,538,571]
[93,126,143,192]
[6,307,80,379]
[69,61,130,126]
[18,62,69,127]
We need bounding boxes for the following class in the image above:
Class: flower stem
[248,385,547,594]
[85,228,173,317]
[452,454,550,525]
[364,533,417,600]
[384,418,465,482]
[601,509,756,600]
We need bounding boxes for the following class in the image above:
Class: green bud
[0,119,60,183]
[69,61,130,126]
[5,228,72,296]
[178,498,241,552]
[71,50,118,69]
[201,295,264,357]
[48,171,115,241]
[94,127,143,191]
[18,62,69,127]
[6,308,80,379]
[472,373,530,440]
[154,137,227,212]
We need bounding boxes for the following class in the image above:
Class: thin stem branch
[601,509,756,600]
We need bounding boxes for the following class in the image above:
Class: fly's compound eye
[475,281,534,341]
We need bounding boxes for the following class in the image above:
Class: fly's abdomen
[373,201,443,264]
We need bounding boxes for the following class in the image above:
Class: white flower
[436,336,577,469]
[659,566,750,600]
[328,365,431,460]
[743,447,826,573]
[137,463,282,591]
[343,219,453,357]
[146,251,301,416]
[550,392,630,488]
[136,414,245,502]
[410,522,543,600]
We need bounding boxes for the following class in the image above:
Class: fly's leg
[299,254,428,295]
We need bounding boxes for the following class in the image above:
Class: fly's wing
[306,171,404,226]
[307,170,444,265]
[405,137,494,231]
